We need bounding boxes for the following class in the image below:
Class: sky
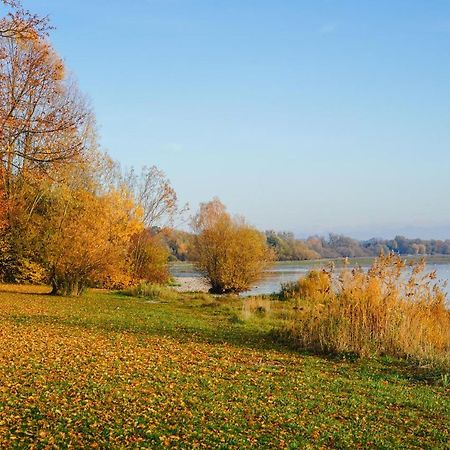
[22,0,450,239]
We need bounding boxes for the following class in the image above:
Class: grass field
[0,285,449,449]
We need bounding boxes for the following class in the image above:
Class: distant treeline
[265,232,450,260]
[164,230,450,262]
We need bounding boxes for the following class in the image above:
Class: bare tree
[125,166,187,281]
[128,165,183,228]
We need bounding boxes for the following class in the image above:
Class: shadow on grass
[372,357,448,385]
[5,306,293,355]
[0,286,53,296]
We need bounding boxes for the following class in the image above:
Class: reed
[284,254,450,368]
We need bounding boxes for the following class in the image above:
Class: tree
[192,198,272,294]
[0,2,176,293]
[1,1,49,40]
[125,165,183,228]
[163,228,195,261]
[125,165,185,283]
[265,230,320,260]
[0,37,89,181]
[0,23,90,198]
[129,230,170,284]
[0,173,6,229]
[36,158,143,295]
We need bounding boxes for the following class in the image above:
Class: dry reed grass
[285,254,450,368]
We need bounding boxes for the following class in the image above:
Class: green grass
[0,284,448,448]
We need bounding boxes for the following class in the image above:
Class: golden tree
[193,198,273,294]
[35,156,143,295]
[129,230,170,284]
[0,2,175,291]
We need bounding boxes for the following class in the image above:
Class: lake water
[246,261,450,299]
[171,259,450,301]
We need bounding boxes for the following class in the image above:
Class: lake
[247,260,450,298]
[170,257,450,299]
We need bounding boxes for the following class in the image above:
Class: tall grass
[241,296,272,320]
[123,282,179,302]
[284,254,450,368]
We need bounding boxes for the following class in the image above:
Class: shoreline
[172,276,210,293]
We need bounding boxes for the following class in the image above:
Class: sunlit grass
[0,284,448,448]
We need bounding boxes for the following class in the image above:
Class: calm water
[171,259,450,300]
[247,262,450,298]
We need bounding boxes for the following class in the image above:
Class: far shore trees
[193,198,273,294]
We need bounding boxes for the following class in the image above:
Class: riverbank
[172,276,210,293]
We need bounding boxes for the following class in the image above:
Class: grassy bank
[0,285,449,448]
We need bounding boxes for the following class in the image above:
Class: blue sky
[24,0,450,238]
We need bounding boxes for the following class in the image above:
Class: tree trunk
[50,277,59,295]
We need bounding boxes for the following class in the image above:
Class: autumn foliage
[193,198,273,294]
[0,2,178,294]
[129,230,170,285]
[284,254,450,367]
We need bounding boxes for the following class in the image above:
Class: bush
[279,268,333,300]
[283,254,450,368]
[192,198,273,294]
[8,258,46,284]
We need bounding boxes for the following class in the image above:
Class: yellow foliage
[13,258,46,284]
[129,231,170,285]
[193,198,273,294]
[286,254,450,368]
[36,162,144,295]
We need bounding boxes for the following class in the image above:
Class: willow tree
[193,198,273,294]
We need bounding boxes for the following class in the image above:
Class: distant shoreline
[170,254,450,273]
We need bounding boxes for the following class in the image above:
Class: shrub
[192,198,273,294]
[284,254,450,368]
[0,255,46,285]
[14,258,47,284]
[279,267,333,301]
[0,229,46,284]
